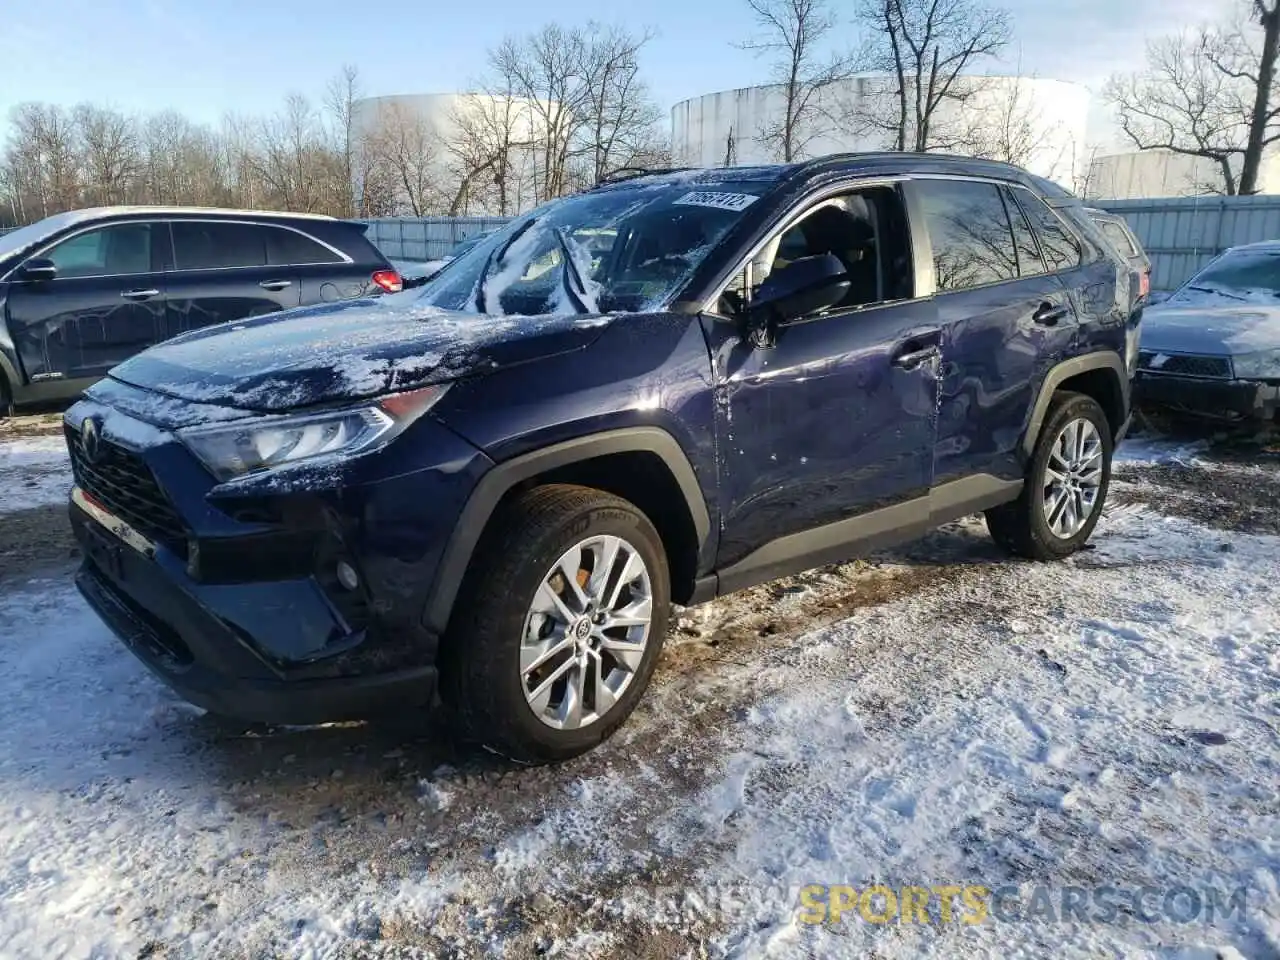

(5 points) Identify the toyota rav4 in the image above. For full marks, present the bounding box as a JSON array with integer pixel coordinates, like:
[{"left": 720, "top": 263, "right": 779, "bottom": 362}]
[{"left": 65, "top": 154, "right": 1140, "bottom": 763}]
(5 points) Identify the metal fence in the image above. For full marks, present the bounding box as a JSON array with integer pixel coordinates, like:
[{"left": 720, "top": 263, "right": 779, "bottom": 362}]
[
  {"left": 361, "top": 216, "right": 511, "bottom": 262},
  {"left": 1096, "top": 195, "right": 1280, "bottom": 291}
]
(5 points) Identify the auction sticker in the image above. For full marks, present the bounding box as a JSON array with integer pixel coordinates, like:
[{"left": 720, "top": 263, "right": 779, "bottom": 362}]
[{"left": 673, "top": 191, "right": 759, "bottom": 211}]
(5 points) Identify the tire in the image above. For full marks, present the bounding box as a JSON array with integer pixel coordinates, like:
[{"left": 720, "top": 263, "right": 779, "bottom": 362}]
[
  {"left": 985, "top": 391, "right": 1113, "bottom": 561},
  {"left": 0, "top": 372, "right": 11, "bottom": 420},
  {"left": 440, "top": 483, "right": 671, "bottom": 764}
]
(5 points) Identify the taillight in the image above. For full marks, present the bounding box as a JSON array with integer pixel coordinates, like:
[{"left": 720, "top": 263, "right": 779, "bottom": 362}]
[
  {"left": 372, "top": 269, "right": 402, "bottom": 294},
  {"left": 1140, "top": 270, "right": 1151, "bottom": 298}
]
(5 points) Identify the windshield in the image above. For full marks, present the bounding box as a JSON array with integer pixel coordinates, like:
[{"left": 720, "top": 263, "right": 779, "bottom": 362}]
[
  {"left": 417, "top": 180, "right": 770, "bottom": 316},
  {"left": 1177, "top": 251, "right": 1280, "bottom": 302}
]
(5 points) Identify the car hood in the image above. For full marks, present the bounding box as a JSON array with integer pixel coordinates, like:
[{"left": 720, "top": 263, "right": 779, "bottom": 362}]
[
  {"left": 1140, "top": 302, "right": 1280, "bottom": 356},
  {"left": 108, "top": 295, "right": 617, "bottom": 412}
]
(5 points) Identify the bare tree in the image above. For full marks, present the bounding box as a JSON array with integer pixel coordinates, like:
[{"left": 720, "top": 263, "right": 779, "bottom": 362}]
[
  {"left": 324, "top": 65, "right": 362, "bottom": 217},
  {"left": 74, "top": 105, "right": 140, "bottom": 207},
  {"left": 582, "top": 25, "right": 666, "bottom": 182},
  {"left": 367, "top": 101, "right": 443, "bottom": 216},
  {"left": 1230, "top": 1, "right": 1280, "bottom": 193},
  {"left": 856, "top": 0, "right": 1012, "bottom": 153},
  {"left": 487, "top": 22, "right": 665, "bottom": 200},
  {"left": 445, "top": 93, "right": 527, "bottom": 215},
  {"left": 737, "top": 0, "right": 853, "bottom": 161},
  {"left": 1105, "top": 30, "right": 1252, "bottom": 194},
  {"left": 955, "top": 76, "right": 1060, "bottom": 169}
]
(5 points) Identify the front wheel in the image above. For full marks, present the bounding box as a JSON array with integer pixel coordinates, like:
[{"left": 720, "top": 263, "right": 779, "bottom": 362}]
[
  {"left": 440, "top": 484, "right": 670, "bottom": 763},
  {"left": 986, "top": 391, "right": 1113, "bottom": 560}
]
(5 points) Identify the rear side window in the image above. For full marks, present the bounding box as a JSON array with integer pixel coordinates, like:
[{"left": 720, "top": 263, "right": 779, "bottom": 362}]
[
  {"left": 44, "top": 223, "right": 153, "bottom": 278},
  {"left": 1012, "top": 188, "right": 1082, "bottom": 272},
  {"left": 1098, "top": 219, "right": 1138, "bottom": 257},
  {"left": 916, "top": 179, "right": 1019, "bottom": 291},
  {"left": 266, "top": 226, "right": 344, "bottom": 265},
  {"left": 172, "top": 221, "right": 268, "bottom": 270}
]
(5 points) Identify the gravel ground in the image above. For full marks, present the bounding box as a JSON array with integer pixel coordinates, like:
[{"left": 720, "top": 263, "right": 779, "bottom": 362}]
[{"left": 0, "top": 414, "right": 1277, "bottom": 958}]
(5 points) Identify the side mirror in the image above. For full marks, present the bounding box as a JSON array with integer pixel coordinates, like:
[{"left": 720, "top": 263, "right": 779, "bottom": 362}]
[
  {"left": 751, "top": 253, "right": 850, "bottom": 328},
  {"left": 18, "top": 257, "right": 57, "bottom": 282}
]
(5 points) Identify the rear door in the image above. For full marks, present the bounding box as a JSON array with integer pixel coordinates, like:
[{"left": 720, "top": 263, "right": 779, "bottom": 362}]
[
  {"left": 908, "top": 177, "right": 1078, "bottom": 485},
  {"left": 266, "top": 223, "right": 374, "bottom": 305},
  {"left": 5, "top": 221, "right": 167, "bottom": 383},
  {"left": 164, "top": 220, "right": 301, "bottom": 337}
]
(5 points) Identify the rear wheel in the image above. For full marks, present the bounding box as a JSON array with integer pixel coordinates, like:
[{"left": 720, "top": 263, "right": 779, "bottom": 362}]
[
  {"left": 0, "top": 372, "right": 12, "bottom": 420},
  {"left": 440, "top": 484, "right": 670, "bottom": 763},
  {"left": 986, "top": 391, "right": 1113, "bottom": 560}
]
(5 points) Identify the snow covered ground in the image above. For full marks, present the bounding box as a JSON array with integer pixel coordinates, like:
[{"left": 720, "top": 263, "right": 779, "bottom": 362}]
[
  {"left": 0, "top": 422, "right": 1277, "bottom": 959},
  {"left": 0, "top": 433, "right": 70, "bottom": 515}
]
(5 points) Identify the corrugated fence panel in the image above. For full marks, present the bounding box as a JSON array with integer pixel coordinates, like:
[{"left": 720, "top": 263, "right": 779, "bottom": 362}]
[
  {"left": 362, "top": 217, "right": 512, "bottom": 261},
  {"left": 1099, "top": 196, "right": 1280, "bottom": 290}
]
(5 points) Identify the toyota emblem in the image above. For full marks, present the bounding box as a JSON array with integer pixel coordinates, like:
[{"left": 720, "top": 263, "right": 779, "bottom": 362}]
[{"left": 81, "top": 416, "right": 104, "bottom": 464}]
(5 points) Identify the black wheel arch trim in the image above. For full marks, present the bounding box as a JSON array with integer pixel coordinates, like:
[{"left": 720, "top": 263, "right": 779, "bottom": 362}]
[
  {"left": 1021, "top": 351, "right": 1129, "bottom": 459},
  {"left": 421, "top": 426, "right": 712, "bottom": 636}
]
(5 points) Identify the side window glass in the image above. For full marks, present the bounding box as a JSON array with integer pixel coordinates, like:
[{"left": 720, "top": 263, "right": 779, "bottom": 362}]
[
  {"left": 45, "top": 224, "right": 152, "bottom": 278},
  {"left": 172, "top": 222, "right": 268, "bottom": 270},
  {"left": 1100, "top": 221, "right": 1136, "bottom": 257},
  {"left": 266, "top": 227, "right": 343, "bottom": 265},
  {"left": 1013, "top": 187, "right": 1082, "bottom": 272},
  {"left": 916, "top": 180, "right": 1019, "bottom": 291},
  {"left": 1004, "top": 188, "right": 1046, "bottom": 278},
  {"left": 726, "top": 185, "right": 914, "bottom": 317}
]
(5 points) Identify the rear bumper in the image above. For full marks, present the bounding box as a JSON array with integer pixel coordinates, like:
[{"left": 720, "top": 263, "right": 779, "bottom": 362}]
[
  {"left": 1135, "top": 374, "right": 1280, "bottom": 422},
  {"left": 71, "top": 497, "right": 438, "bottom": 725}
]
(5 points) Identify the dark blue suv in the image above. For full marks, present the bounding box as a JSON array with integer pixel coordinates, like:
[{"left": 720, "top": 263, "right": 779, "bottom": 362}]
[{"left": 64, "top": 155, "right": 1140, "bottom": 762}]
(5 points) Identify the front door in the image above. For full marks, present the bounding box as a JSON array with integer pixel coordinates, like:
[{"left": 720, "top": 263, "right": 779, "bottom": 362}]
[
  {"left": 703, "top": 183, "right": 941, "bottom": 576},
  {"left": 5, "top": 222, "right": 167, "bottom": 383}
]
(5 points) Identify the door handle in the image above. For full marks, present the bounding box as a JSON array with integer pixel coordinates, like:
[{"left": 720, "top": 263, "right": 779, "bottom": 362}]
[
  {"left": 120, "top": 288, "right": 160, "bottom": 301},
  {"left": 1033, "top": 302, "right": 1069, "bottom": 326},
  {"left": 892, "top": 344, "right": 940, "bottom": 370},
  {"left": 259, "top": 279, "right": 292, "bottom": 291}
]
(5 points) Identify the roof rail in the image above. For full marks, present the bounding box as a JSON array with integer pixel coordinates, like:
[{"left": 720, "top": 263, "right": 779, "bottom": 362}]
[{"left": 593, "top": 166, "right": 698, "bottom": 187}]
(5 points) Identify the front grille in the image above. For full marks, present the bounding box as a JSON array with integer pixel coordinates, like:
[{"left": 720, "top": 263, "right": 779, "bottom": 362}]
[
  {"left": 1138, "top": 352, "right": 1232, "bottom": 379},
  {"left": 66, "top": 425, "right": 188, "bottom": 557}
]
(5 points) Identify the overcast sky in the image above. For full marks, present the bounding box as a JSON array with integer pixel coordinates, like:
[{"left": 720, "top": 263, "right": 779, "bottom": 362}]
[{"left": 0, "top": 0, "right": 1240, "bottom": 148}]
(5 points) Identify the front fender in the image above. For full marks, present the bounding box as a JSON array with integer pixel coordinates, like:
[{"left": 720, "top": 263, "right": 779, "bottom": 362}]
[{"left": 419, "top": 426, "right": 711, "bottom": 637}]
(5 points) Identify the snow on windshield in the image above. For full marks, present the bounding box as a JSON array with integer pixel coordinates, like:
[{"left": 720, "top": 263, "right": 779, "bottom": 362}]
[
  {"left": 1176, "top": 250, "right": 1280, "bottom": 305},
  {"left": 417, "top": 181, "right": 768, "bottom": 318}
]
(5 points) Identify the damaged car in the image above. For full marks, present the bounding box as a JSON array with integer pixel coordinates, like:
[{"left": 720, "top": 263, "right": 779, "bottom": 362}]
[
  {"left": 64, "top": 154, "right": 1138, "bottom": 763},
  {"left": 1137, "top": 241, "right": 1280, "bottom": 422}
]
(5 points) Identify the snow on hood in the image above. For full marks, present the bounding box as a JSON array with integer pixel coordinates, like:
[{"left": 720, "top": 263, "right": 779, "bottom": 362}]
[
  {"left": 1140, "top": 299, "right": 1280, "bottom": 356},
  {"left": 106, "top": 294, "right": 616, "bottom": 413}
]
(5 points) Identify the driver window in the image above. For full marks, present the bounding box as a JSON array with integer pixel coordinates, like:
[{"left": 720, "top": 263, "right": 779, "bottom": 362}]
[
  {"left": 45, "top": 224, "right": 153, "bottom": 279},
  {"left": 718, "top": 185, "right": 913, "bottom": 317}
]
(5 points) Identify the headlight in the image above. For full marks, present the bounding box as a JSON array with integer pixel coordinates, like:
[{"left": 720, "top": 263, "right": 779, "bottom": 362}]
[
  {"left": 179, "top": 384, "right": 450, "bottom": 481},
  {"left": 1231, "top": 348, "right": 1280, "bottom": 379}
]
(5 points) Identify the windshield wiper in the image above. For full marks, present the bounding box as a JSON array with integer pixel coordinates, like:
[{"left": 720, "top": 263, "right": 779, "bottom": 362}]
[
  {"left": 554, "top": 228, "right": 594, "bottom": 313},
  {"left": 1187, "top": 284, "right": 1247, "bottom": 301},
  {"left": 472, "top": 218, "right": 536, "bottom": 314}
]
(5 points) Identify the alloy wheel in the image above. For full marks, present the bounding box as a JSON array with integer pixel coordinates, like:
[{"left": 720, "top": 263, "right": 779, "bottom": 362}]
[
  {"left": 520, "top": 535, "right": 654, "bottom": 730},
  {"left": 1042, "top": 417, "right": 1105, "bottom": 539}
]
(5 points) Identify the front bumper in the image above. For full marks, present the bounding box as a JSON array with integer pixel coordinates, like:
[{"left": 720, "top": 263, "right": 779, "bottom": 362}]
[
  {"left": 71, "top": 493, "right": 439, "bottom": 724},
  {"left": 1135, "top": 373, "right": 1280, "bottom": 422}
]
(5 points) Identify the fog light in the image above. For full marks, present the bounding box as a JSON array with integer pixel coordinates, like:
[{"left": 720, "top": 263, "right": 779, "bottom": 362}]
[{"left": 336, "top": 561, "right": 360, "bottom": 591}]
